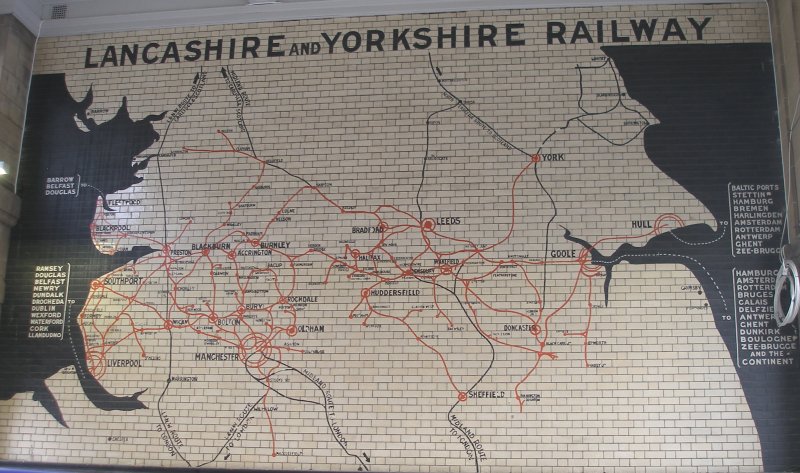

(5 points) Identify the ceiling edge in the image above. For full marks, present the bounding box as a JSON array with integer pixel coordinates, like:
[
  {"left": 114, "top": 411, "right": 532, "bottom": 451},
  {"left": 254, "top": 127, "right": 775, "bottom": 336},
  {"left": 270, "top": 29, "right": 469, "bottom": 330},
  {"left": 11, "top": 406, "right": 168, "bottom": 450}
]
[
  {"left": 33, "top": 0, "right": 765, "bottom": 38},
  {"left": 0, "top": 0, "right": 41, "bottom": 35}
]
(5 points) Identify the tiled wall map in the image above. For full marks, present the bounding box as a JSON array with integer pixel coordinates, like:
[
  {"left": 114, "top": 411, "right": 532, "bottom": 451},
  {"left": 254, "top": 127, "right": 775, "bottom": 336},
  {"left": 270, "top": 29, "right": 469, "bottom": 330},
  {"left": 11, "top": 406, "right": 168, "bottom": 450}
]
[{"left": 1, "top": 3, "right": 798, "bottom": 472}]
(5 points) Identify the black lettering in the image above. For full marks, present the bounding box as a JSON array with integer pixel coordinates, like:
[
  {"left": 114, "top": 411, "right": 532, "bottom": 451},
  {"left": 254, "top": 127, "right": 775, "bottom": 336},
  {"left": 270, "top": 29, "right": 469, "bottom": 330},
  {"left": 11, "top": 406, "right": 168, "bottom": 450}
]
[
  {"left": 478, "top": 24, "right": 497, "bottom": 46},
  {"left": 101, "top": 46, "right": 118, "bottom": 67},
  {"left": 121, "top": 44, "right": 138, "bottom": 65},
  {"left": 570, "top": 21, "right": 593, "bottom": 43},
  {"left": 205, "top": 39, "right": 223, "bottom": 60},
  {"left": 321, "top": 32, "right": 341, "bottom": 53},
  {"left": 342, "top": 31, "right": 361, "bottom": 52},
  {"left": 611, "top": 20, "right": 629, "bottom": 42},
  {"left": 268, "top": 35, "right": 285, "bottom": 57},
  {"left": 663, "top": 18, "right": 687, "bottom": 41},
  {"left": 413, "top": 27, "right": 432, "bottom": 49},
  {"left": 505, "top": 23, "right": 525, "bottom": 46},
  {"left": 688, "top": 17, "right": 711, "bottom": 40},
  {"left": 161, "top": 42, "right": 180, "bottom": 63},
  {"left": 366, "top": 29, "right": 384, "bottom": 52},
  {"left": 438, "top": 26, "right": 457, "bottom": 49},
  {"left": 143, "top": 43, "right": 160, "bottom": 64},
  {"left": 547, "top": 21, "right": 566, "bottom": 44},
  {"left": 630, "top": 19, "right": 657, "bottom": 41},
  {"left": 393, "top": 28, "right": 410, "bottom": 50},
  {"left": 84, "top": 47, "right": 98, "bottom": 68},
  {"left": 596, "top": 20, "right": 604, "bottom": 43},
  {"left": 464, "top": 25, "right": 471, "bottom": 47},
  {"left": 184, "top": 40, "right": 202, "bottom": 61},
  {"left": 300, "top": 42, "right": 310, "bottom": 54},
  {"left": 242, "top": 36, "right": 260, "bottom": 58}
]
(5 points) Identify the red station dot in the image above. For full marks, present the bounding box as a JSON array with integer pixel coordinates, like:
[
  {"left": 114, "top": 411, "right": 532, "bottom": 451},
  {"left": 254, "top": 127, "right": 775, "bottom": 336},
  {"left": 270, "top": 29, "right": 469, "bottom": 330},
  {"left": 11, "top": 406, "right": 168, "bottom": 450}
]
[
  {"left": 90, "top": 280, "right": 102, "bottom": 290},
  {"left": 361, "top": 289, "right": 370, "bottom": 299},
  {"left": 532, "top": 154, "right": 541, "bottom": 163},
  {"left": 352, "top": 249, "right": 361, "bottom": 259},
  {"left": 250, "top": 239, "right": 260, "bottom": 247},
  {"left": 202, "top": 248, "right": 210, "bottom": 256},
  {"left": 422, "top": 219, "right": 436, "bottom": 231},
  {"left": 458, "top": 392, "right": 468, "bottom": 402},
  {"left": 237, "top": 306, "right": 246, "bottom": 315},
  {"left": 287, "top": 325, "right": 297, "bottom": 337}
]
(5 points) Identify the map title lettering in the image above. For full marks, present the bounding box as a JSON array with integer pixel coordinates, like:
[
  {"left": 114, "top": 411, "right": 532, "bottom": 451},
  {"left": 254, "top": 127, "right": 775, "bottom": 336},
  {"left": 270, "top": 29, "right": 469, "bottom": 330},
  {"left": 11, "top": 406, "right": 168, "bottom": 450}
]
[
  {"left": 547, "top": 17, "right": 712, "bottom": 44},
  {"left": 84, "top": 23, "right": 526, "bottom": 68},
  {"left": 83, "top": 18, "right": 713, "bottom": 68}
]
